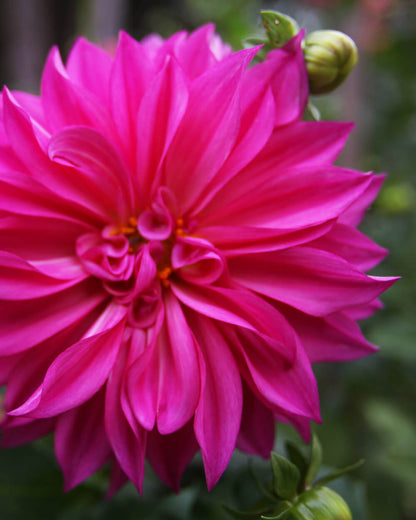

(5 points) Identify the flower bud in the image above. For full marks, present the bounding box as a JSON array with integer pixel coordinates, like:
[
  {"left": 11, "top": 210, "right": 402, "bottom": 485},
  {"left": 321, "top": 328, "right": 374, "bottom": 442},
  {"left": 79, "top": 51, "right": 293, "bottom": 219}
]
[
  {"left": 283, "top": 486, "right": 352, "bottom": 520},
  {"left": 303, "top": 30, "right": 358, "bottom": 94}
]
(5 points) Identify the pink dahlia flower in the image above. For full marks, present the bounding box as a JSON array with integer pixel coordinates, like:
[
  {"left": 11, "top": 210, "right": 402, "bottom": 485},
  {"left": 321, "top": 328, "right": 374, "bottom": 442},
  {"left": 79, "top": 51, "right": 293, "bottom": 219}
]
[{"left": 0, "top": 25, "right": 395, "bottom": 494}]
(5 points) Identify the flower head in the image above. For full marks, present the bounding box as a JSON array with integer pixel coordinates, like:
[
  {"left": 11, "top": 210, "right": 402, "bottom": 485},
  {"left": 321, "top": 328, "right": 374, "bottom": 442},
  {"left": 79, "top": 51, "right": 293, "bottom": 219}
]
[{"left": 0, "top": 25, "right": 395, "bottom": 494}]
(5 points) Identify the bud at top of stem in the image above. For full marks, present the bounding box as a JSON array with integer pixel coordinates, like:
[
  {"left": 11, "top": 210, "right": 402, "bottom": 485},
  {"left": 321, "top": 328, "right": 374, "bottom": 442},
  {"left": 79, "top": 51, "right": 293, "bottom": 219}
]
[{"left": 303, "top": 30, "right": 358, "bottom": 95}]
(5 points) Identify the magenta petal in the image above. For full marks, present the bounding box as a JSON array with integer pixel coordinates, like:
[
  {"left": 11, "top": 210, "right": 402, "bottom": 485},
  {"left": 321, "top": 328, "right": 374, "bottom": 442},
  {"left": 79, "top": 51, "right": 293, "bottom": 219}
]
[
  {"left": 155, "top": 292, "right": 200, "bottom": 434},
  {"left": 224, "top": 325, "right": 320, "bottom": 422},
  {"left": 9, "top": 303, "right": 126, "bottom": 417},
  {"left": 0, "top": 416, "right": 55, "bottom": 448},
  {"left": 229, "top": 247, "right": 397, "bottom": 317},
  {"left": 66, "top": 37, "right": 113, "bottom": 106},
  {"left": 55, "top": 389, "right": 111, "bottom": 491},
  {"left": 41, "top": 47, "right": 114, "bottom": 134},
  {"left": 49, "top": 126, "right": 134, "bottom": 221},
  {"left": 339, "top": 174, "right": 385, "bottom": 226},
  {"left": 0, "top": 251, "right": 86, "bottom": 299},
  {"left": 164, "top": 47, "right": 258, "bottom": 213},
  {"left": 171, "top": 281, "right": 297, "bottom": 363},
  {"left": 147, "top": 421, "right": 199, "bottom": 491},
  {"left": 105, "top": 341, "right": 147, "bottom": 493},
  {"left": 198, "top": 221, "right": 333, "bottom": 256},
  {"left": 175, "top": 24, "right": 218, "bottom": 78},
  {"left": 236, "top": 383, "right": 275, "bottom": 458},
  {"left": 282, "top": 306, "right": 378, "bottom": 362},
  {"left": 309, "top": 223, "right": 388, "bottom": 271},
  {"left": 135, "top": 56, "right": 188, "bottom": 201},
  {"left": 200, "top": 166, "right": 373, "bottom": 229},
  {"left": 110, "top": 32, "right": 154, "bottom": 164},
  {"left": 0, "top": 280, "right": 106, "bottom": 355},
  {"left": 191, "top": 313, "right": 242, "bottom": 489}
]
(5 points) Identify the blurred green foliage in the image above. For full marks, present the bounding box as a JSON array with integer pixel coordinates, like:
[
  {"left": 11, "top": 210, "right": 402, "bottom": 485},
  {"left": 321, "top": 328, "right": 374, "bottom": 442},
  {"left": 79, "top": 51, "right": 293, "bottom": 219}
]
[{"left": 1, "top": 0, "right": 415, "bottom": 519}]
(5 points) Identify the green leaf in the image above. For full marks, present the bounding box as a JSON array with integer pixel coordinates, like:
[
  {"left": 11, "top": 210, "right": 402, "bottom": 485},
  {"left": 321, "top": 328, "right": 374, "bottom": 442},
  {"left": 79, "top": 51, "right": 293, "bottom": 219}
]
[
  {"left": 315, "top": 459, "right": 365, "bottom": 487},
  {"left": 271, "top": 452, "right": 300, "bottom": 500},
  {"left": 260, "top": 11, "right": 299, "bottom": 49},
  {"left": 285, "top": 441, "right": 309, "bottom": 490},
  {"left": 304, "top": 433, "right": 322, "bottom": 487}
]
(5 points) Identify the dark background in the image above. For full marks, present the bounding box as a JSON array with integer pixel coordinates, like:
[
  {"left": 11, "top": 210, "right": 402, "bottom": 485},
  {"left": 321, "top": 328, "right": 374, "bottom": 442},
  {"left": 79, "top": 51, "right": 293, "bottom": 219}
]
[{"left": 0, "top": 1, "right": 415, "bottom": 519}]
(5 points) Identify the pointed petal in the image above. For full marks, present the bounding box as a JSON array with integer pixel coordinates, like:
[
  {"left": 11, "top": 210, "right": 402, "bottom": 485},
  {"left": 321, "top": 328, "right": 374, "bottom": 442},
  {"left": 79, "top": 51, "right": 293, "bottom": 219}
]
[
  {"left": 0, "top": 279, "right": 106, "bottom": 355},
  {"left": 282, "top": 306, "right": 378, "bottom": 362},
  {"left": 171, "top": 281, "right": 298, "bottom": 363},
  {"left": 0, "top": 251, "right": 86, "bottom": 299},
  {"left": 9, "top": 303, "right": 126, "bottom": 417},
  {"left": 164, "top": 48, "right": 258, "bottom": 212},
  {"left": 175, "top": 24, "right": 218, "bottom": 78},
  {"left": 48, "top": 126, "right": 133, "bottom": 220},
  {"left": 309, "top": 223, "right": 388, "bottom": 271},
  {"left": 66, "top": 37, "right": 113, "bottom": 106},
  {"left": 110, "top": 32, "right": 154, "bottom": 163},
  {"left": 236, "top": 383, "right": 275, "bottom": 458},
  {"left": 224, "top": 325, "right": 320, "bottom": 422},
  {"left": 155, "top": 291, "right": 200, "bottom": 434},
  {"left": 198, "top": 221, "right": 333, "bottom": 256},
  {"left": 191, "top": 313, "right": 242, "bottom": 489},
  {"left": 41, "top": 47, "right": 114, "bottom": 134},
  {"left": 228, "top": 247, "right": 397, "bottom": 316},
  {"left": 55, "top": 390, "right": 111, "bottom": 490},
  {"left": 105, "top": 341, "right": 147, "bottom": 493},
  {"left": 200, "top": 166, "right": 373, "bottom": 229},
  {"left": 147, "top": 421, "right": 198, "bottom": 491},
  {"left": 339, "top": 174, "right": 385, "bottom": 226},
  {"left": 0, "top": 416, "right": 55, "bottom": 447},
  {"left": 135, "top": 57, "right": 188, "bottom": 201}
]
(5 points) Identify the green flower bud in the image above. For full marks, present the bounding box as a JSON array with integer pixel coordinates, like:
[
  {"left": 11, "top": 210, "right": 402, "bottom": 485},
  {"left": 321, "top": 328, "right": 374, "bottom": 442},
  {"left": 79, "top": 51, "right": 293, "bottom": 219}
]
[
  {"left": 303, "top": 30, "right": 358, "bottom": 94},
  {"left": 279, "top": 486, "right": 352, "bottom": 520}
]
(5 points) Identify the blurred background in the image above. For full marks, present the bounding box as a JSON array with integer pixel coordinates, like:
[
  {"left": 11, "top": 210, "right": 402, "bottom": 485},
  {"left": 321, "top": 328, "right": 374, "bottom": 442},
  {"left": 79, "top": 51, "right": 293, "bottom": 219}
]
[{"left": 0, "top": 0, "right": 415, "bottom": 519}]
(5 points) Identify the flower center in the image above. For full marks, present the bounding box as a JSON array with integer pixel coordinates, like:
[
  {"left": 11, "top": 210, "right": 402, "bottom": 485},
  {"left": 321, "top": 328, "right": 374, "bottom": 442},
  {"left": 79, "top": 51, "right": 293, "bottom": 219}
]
[{"left": 75, "top": 190, "right": 224, "bottom": 328}]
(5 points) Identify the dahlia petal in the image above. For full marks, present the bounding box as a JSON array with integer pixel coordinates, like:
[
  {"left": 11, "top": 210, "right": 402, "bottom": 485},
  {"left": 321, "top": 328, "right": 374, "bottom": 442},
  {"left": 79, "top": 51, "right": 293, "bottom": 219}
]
[
  {"left": 105, "top": 341, "right": 147, "bottom": 493},
  {"left": 282, "top": 306, "right": 378, "bottom": 363},
  {"left": 191, "top": 314, "right": 242, "bottom": 489},
  {"left": 242, "top": 121, "right": 354, "bottom": 176},
  {"left": 309, "top": 222, "right": 388, "bottom": 271},
  {"left": 224, "top": 326, "right": 320, "bottom": 421},
  {"left": 0, "top": 170, "right": 100, "bottom": 226},
  {"left": 339, "top": 174, "right": 385, "bottom": 226},
  {"left": 199, "top": 221, "right": 333, "bottom": 256},
  {"left": 0, "top": 251, "right": 86, "bottom": 299},
  {"left": 5, "top": 311, "right": 103, "bottom": 411},
  {"left": 155, "top": 292, "right": 200, "bottom": 434},
  {"left": 245, "top": 32, "right": 308, "bottom": 127},
  {"left": 48, "top": 126, "right": 134, "bottom": 220},
  {"left": 172, "top": 236, "right": 225, "bottom": 284},
  {"left": 192, "top": 86, "right": 275, "bottom": 213},
  {"left": 126, "top": 309, "right": 165, "bottom": 431},
  {"left": 228, "top": 247, "right": 397, "bottom": 316},
  {"left": 164, "top": 47, "right": 258, "bottom": 212},
  {"left": 41, "top": 47, "right": 114, "bottom": 134},
  {"left": 3, "top": 89, "right": 113, "bottom": 222},
  {"left": 55, "top": 390, "right": 111, "bottom": 491},
  {"left": 110, "top": 32, "right": 154, "bottom": 163},
  {"left": 9, "top": 91, "right": 47, "bottom": 127},
  {"left": 175, "top": 24, "right": 218, "bottom": 78},
  {"left": 0, "top": 279, "right": 106, "bottom": 355},
  {"left": 8, "top": 302, "right": 126, "bottom": 417},
  {"left": 0, "top": 416, "right": 55, "bottom": 447},
  {"left": 147, "top": 421, "right": 199, "bottom": 491},
  {"left": 273, "top": 409, "right": 312, "bottom": 443},
  {"left": 171, "top": 281, "right": 297, "bottom": 362},
  {"left": 107, "top": 461, "right": 129, "bottom": 499},
  {"left": 236, "top": 384, "right": 275, "bottom": 458},
  {"left": 344, "top": 298, "right": 384, "bottom": 320},
  {"left": 66, "top": 37, "right": 113, "bottom": 106},
  {"left": 200, "top": 166, "right": 373, "bottom": 229},
  {"left": 136, "top": 57, "right": 189, "bottom": 201}
]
